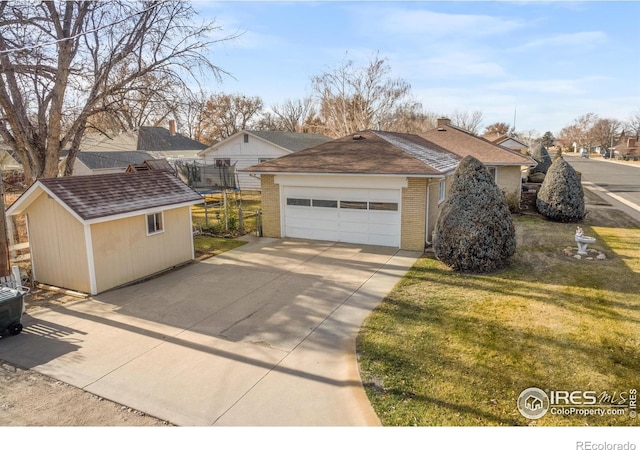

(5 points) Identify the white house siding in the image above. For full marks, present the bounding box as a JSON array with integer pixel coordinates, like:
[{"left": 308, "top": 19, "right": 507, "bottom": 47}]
[{"left": 201, "top": 134, "right": 291, "bottom": 191}]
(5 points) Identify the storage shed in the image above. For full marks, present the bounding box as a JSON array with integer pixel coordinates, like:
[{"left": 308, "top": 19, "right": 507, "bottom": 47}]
[{"left": 6, "top": 171, "right": 203, "bottom": 295}]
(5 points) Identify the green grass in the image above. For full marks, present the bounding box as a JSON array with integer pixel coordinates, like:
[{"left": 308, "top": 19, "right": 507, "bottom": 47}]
[
  {"left": 193, "top": 235, "right": 246, "bottom": 260},
  {"left": 357, "top": 209, "right": 640, "bottom": 426},
  {"left": 191, "top": 191, "right": 262, "bottom": 233}
]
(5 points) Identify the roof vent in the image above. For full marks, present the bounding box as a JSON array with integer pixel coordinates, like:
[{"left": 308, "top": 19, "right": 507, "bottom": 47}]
[
  {"left": 437, "top": 127, "right": 446, "bottom": 132},
  {"left": 353, "top": 134, "right": 363, "bottom": 140}
]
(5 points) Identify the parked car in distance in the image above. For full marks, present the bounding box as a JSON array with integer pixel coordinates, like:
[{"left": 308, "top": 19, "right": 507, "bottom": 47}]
[{"left": 580, "top": 149, "right": 589, "bottom": 158}]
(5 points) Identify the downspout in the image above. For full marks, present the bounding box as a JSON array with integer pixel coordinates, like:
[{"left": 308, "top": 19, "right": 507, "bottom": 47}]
[{"left": 425, "top": 182, "right": 431, "bottom": 247}]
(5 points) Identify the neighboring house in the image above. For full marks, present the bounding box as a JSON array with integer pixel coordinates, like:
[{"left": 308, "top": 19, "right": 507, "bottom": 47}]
[
  {"left": 242, "top": 130, "right": 460, "bottom": 251},
  {"left": 492, "top": 135, "right": 529, "bottom": 154},
  {"left": 421, "top": 118, "right": 536, "bottom": 199},
  {"left": 86, "top": 120, "right": 207, "bottom": 161},
  {"left": 198, "top": 130, "right": 332, "bottom": 190},
  {"left": 126, "top": 158, "right": 176, "bottom": 174},
  {"left": 6, "top": 171, "right": 203, "bottom": 295},
  {"left": 613, "top": 135, "right": 639, "bottom": 160},
  {"left": 60, "top": 151, "right": 155, "bottom": 176},
  {"left": 0, "top": 143, "right": 22, "bottom": 170}
]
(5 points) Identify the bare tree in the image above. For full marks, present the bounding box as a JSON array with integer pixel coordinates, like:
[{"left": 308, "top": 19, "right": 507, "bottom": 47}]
[
  {"left": 624, "top": 109, "right": 640, "bottom": 138},
  {"left": 311, "top": 53, "right": 412, "bottom": 137},
  {"left": 451, "top": 109, "right": 484, "bottom": 135},
  {"left": 590, "top": 118, "right": 621, "bottom": 150},
  {"left": 384, "top": 103, "right": 439, "bottom": 134},
  {"left": 87, "top": 72, "right": 190, "bottom": 136},
  {"left": 197, "top": 93, "right": 264, "bottom": 144},
  {"left": 0, "top": 1, "right": 235, "bottom": 182},
  {"left": 270, "top": 97, "right": 315, "bottom": 132},
  {"left": 483, "top": 122, "right": 513, "bottom": 136}
]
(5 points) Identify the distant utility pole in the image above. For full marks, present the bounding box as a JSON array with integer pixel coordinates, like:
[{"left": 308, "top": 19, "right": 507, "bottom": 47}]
[{"left": 0, "top": 173, "right": 11, "bottom": 277}]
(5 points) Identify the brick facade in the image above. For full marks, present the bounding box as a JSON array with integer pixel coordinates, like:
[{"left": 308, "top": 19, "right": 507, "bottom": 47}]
[
  {"left": 260, "top": 175, "right": 281, "bottom": 238},
  {"left": 400, "top": 178, "right": 427, "bottom": 251}
]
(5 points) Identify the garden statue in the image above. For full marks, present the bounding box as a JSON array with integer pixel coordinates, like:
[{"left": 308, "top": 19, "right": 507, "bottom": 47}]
[{"left": 574, "top": 226, "right": 596, "bottom": 255}]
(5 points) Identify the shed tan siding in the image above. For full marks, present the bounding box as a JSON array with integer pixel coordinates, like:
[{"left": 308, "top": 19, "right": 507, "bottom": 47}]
[
  {"left": 91, "top": 206, "right": 193, "bottom": 293},
  {"left": 27, "top": 192, "right": 91, "bottom": 293},
  {"left": 260, "top": 175, "right": 281, "bottom": 238},
  {"left": 400, "top": 178, "right": 427, "bottom": 251}
]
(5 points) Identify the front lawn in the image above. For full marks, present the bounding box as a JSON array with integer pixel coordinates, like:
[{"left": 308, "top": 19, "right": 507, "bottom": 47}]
[{"left": 357, "top": 209, "right": 640, "bottom": 426}]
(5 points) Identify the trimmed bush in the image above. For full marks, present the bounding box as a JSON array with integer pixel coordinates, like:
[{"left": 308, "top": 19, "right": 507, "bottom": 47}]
[
  {"left": 530, "top": 145, "right": 552, "bottom": 174},
  {"left": 433, "top": 156, "right": 516, "bottom": 272},
  {"left": 536, "top": 156, "right": 585, "bottom": 222}
]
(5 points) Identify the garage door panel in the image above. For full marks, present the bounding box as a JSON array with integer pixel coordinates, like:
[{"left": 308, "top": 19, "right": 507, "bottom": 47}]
[
  {"left": 283, "top": 186, "right": 401, "bottom": 247},
  {"left": 338, "top": 231, "right": 370, "bottom": 245}
]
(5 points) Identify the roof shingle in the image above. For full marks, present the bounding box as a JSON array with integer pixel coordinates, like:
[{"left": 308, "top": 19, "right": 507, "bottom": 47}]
[
  {"left": 243, "top": 130, "right": 460, "bottom": 176},
  {"left": 75, "top": 151, "right": 153, "bottom": 169},
  {"left": 421, "top": 123, "right": 536, "bottom": 166},
  {"left": 38, "top": 171, "right": 202, "bottom": 221}
]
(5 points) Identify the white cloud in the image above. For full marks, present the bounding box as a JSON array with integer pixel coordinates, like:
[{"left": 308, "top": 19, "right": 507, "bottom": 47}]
[
  {"left": 352, "top": 5, "right": 526, "bottom": 39},
  {"left": 514, "top": 31, "right": 608, "bottom": 51}
]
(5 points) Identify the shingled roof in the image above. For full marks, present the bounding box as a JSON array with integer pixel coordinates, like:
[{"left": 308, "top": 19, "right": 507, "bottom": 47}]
[
  {"left": 75, "top": 151, "right": 153, "bottom": 170},
  {"left": 7, "top": 171, "right": 202, "bottom": 222},
  {"left": 87, "top": 126, "right": 207, "bottom": 152},
  {"left": 198, "top": 130, "right": 332, "bottom": 157},
  {"left": 243, "top": 130, "right": 460, "bottom": 176},
  {"left": 248, "top": 131, "right": 332, "bottom": 152},
  {"left": 421, "top": 118, "right": 536, "bottom": 166}
]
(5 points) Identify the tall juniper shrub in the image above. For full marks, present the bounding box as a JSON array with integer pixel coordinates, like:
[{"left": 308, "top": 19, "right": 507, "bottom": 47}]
[
  {"left": 433, "top": 156, "right": 516, "bottom": 272},
  {"left": 536, "top": 156, "right": 585, "bottom": 222}
]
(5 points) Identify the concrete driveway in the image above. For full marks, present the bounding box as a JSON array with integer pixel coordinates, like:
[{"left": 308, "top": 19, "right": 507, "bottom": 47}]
[{"left": 0, "top": 237, "right": 420, "bottom": 426}]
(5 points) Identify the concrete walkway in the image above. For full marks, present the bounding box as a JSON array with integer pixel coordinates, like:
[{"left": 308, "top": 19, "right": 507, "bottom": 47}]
[{"left": 0, "top": 238, "right": 421, "bottom": 426}]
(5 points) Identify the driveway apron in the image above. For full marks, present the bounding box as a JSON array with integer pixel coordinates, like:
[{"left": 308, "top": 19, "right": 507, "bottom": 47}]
[{"left": 0, "top": 238, "right": 420, "bottom": 426}]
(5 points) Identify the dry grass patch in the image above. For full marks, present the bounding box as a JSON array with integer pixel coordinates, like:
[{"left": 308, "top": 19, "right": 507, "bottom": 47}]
[{"left": 357, "top": 209, "right": 639, "bottom": 426}]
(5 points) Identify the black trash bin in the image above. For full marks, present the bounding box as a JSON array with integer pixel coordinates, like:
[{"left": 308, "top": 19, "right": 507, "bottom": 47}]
[{"left": 0, "top": 286, "right": 27, "bottom": 338}]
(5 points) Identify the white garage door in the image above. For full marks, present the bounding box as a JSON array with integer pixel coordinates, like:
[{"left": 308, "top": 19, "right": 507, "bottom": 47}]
[{"left": 283, "top": 186, "right": 401, "bottom": 247}]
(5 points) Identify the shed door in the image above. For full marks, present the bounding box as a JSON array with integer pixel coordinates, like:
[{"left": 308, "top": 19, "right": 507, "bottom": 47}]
[{"left": 283, "top": 186, "right": 400, "bottom": 247}]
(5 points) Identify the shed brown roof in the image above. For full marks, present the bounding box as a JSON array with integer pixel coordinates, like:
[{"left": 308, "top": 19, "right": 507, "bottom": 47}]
[
  {"left": 243, "top": 130, "right": 460, "bottom": 176},
  {"left": 421, "top": 121, "right": 536, "bottom": 166},
  {"left": 33, "top": 171, "right": 202, "bottom": 221}
]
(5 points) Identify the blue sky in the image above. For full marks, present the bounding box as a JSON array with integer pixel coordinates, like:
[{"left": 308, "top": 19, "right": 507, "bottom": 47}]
[{"left": 193, "top": 1, "right": 640, "bottom": 135}]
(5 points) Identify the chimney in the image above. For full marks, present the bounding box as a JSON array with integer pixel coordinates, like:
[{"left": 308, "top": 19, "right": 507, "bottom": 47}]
[
  {"left": 437, "top": 117, "right": 451, "bottom": 128},
  {"left": 629, "top": 137, "right": 637, "bottom": 148},
  {"left": 169, "top": 119, "right": 176, "bottom": 136}
]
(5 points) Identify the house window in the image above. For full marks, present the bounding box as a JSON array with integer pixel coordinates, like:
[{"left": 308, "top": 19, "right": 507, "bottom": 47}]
[
  {"left": 369, "top": 202, "right": 398, "bottom": 211},
  {"left": 439, "top": 179, "right": 446, "bottom": 203},
  {"left": 243, "top": 133, "right": 249, "bottom": 143},
  {"left": 146, "top": 212, "right": 164, "bottom": 235},
  {"left": 214, "top": 158, "right": 231, "bottom": 167},
  {"left": 487, "top": 166, "right": 497, "bottom": 181}
]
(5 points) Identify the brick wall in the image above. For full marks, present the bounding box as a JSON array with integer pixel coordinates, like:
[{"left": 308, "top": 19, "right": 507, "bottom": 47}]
[
  {"left": 401, "top": 178, "right": 427, "bottom": 251},
  {"left": 260, "top": 175, "right": 281, "bottom": 238}
]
